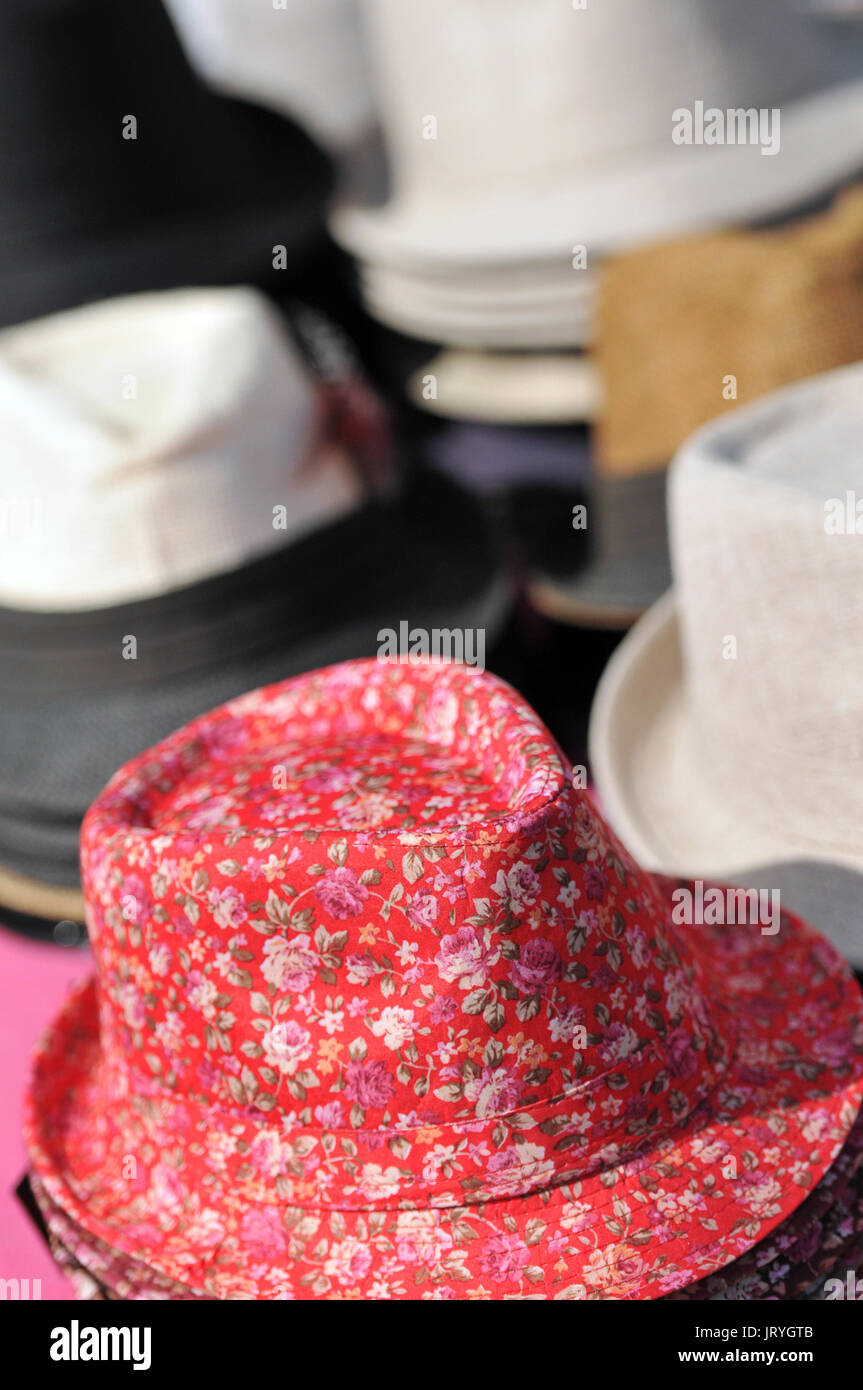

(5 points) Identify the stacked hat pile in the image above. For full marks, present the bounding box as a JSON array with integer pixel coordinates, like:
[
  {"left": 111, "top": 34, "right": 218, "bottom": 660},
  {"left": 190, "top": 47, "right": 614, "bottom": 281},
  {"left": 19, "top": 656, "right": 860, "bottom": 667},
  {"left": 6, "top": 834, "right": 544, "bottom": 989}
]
[
  {"left": 336, "top": 0, "right": 863, "bottom": 349},
  {"left": 21, "top": 659, "right": 863, "bottom": 1299},
  {"left": 11, "top": 0, "right": 863, "bottom": 1308},
  {"left": 334, "top": 0, "right": 863, "bottom": 631},
  {"left": 0, "top": 0, "right": 508, "bottom": 937},
  {"left": 0, "top": 288, "right": 505, "bottom": 933},
  {"left": 0, "top": 0, "right": 337, "bottom": 329},
  {"left": 583, "top": 361, "right": 863, "bottom": 1300}
]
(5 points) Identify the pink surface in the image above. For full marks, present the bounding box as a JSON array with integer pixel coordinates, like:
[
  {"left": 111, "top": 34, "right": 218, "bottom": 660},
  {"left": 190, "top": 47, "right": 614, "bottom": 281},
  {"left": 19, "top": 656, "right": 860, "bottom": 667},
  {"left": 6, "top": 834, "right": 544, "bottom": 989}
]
[{"left": 0, "top": 924, "right": 92, "bottom": 1299}]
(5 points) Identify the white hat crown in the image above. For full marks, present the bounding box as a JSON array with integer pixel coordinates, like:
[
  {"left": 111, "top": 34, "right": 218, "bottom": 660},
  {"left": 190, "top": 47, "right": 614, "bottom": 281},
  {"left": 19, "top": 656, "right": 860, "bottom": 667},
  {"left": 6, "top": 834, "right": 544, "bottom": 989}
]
[
  {"left": 670, "top": 363, "right": 863, "bottom": 854},
  {"left": 0, "top": 287, "right": 362, "bottom": 611},
  {"left": 363, "top": 0, "right": 863, "bottom": 201}
]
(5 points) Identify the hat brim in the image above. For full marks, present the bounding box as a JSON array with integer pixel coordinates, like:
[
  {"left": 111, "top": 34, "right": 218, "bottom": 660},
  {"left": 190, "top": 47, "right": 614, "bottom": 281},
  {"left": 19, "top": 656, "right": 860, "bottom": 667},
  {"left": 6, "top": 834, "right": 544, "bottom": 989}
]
[
  {"left": 25, "top": 890, "right": 863, "bottom": 1300},
  {"left": 357, "top": 287, "right": 593, "bottom": 350},
  {"left": 589, "top": 593, "right": 863, "bottom": 966},
  {"left": 0, "top": 864, "right": 86, "bottom": 925},
  {"left": 665, "top": 1110, "right": 863, "bottom": 1298},
  {"left": 527, "top": 578, "right": 653, "bottom": 632},
  {"left": 29, "top": 1173, "right": 207, "bottom": 1302},
  {"left": 333, "top": 80, "right": 863, "bottom": 272},
  {"left": 0, "top": 181, "right": 331, "bottom": 335},
  {"left": 0, "top": 470, "right": 510, "bottom": 931},
  {"left": 406, "top": 352, "right": 600, "bottom": 425},
  {"left": 526, "top": 473, "right": 672, "bottom": 631}
]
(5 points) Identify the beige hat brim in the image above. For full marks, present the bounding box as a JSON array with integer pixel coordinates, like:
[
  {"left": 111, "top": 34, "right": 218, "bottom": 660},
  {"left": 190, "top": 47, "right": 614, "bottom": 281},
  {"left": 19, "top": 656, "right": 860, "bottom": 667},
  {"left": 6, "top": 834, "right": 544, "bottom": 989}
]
[
  {"left": 406, "top": 350, "right": 600, "bottom": 424},
  {"left": 0, "top": 861, "right": 85, "bottom": 924},
  {"left": 589, "top": 590, "right": 863, "bottom": 878}
]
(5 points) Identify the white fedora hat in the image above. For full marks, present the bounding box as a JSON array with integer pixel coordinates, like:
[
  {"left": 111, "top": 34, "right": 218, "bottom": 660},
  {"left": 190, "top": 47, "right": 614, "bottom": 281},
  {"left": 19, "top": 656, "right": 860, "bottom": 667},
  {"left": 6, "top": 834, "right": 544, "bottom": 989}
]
[
  {"left": 0, "top": 287, "right": 362, "bottom": 611},
  {"left": 0, "top": 285, "right": 510, "bottom": 930},
  {"left": 590, "top": 362, "right": 863, "bottom": 889},
  {"left": 163, "top": 0, "right": 374, "bottom": 153},
  {"left": 335, "top": 0, "right": 863, "bottom": 271}
]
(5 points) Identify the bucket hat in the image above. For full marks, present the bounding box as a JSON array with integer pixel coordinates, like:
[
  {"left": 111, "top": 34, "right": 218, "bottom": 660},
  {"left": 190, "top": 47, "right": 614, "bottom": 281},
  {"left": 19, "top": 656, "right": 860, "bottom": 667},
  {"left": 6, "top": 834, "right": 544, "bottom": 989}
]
[
  {"left": 163, "top": 0, "right": 374, "bottom": 154},
  {"left": 0, "top": 0, "right": 332, "bottom": 331},
  {"left": 590, "top": 362, "right": 863, "bottom": 966},
  {"left": 335, "top": 0, "right": 863, "bottom": 349},
  {"left": 25, "top": 660, "right": 863, "bottom": 1300},
  {"left": 0, "top": 289, "right": 507, "bottom": 927}
]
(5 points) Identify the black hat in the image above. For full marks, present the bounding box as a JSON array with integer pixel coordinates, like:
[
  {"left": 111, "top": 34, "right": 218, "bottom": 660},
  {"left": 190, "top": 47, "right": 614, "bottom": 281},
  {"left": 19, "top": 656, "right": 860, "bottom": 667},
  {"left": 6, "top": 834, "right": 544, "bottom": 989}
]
[{"left": 0, "top": 0, "right": 333, "bottom": 328}]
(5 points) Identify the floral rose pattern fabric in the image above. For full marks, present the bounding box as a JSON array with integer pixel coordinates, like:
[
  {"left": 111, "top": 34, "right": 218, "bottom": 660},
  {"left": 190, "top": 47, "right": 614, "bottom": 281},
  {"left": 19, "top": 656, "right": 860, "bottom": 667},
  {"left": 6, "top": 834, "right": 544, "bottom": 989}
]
[
  {"left": 29, "top": 1174, "right": 209, "bottom": 1302},
  {"left": 667, "top": 1110, "right": 863, "bottom": 1300},
  {"left": 25, "top": 661, "right": 863, "bottom": 1299}
]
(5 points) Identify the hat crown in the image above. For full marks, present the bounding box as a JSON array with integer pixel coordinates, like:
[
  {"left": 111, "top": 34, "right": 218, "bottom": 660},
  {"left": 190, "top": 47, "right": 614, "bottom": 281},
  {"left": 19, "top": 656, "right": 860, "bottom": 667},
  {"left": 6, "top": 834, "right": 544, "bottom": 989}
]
[
  {"left": 81, "top": 660, "right": 731, "bottom": 1207},
  {"left": 364, "top": 0, "right": 863, "bottom": 199},
  {"left": 0, "top": 0, "right": 331, "bottom": 325},
  {"left": 0, "top": 0, "right": 325, "bottom": 236},
  {"left": 670, "top": 362, "right": 863, "bottom": 854},
  {"left": 0, "top": 287, "right": 362, "bottom": 611}
]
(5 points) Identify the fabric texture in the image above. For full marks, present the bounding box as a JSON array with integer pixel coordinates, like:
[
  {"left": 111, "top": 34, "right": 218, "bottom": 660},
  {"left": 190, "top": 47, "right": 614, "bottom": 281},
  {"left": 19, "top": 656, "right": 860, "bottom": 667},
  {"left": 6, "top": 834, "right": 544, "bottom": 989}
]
[
  {"left": 598, "top": 183, "right": 863, "bottom": 471},
  {"left": 335, "top": 0, "right": 863, "bottom": 276},
  {"left": 0, "top": 465, "right": 508, "bottom": 918},
  {"left": 0, "top": 288, "right": 360, "bottom": 611},
  {"left": 27, "top": 1109, "right": 863, "bottom": 1301},
  {"left": 666, "top": 1078, "right": 863, "bottom": 1299},
  {"left": 24, "top": 659, "right": 863, "bottom": 1300},
  {"left": 29, "top": 1174, "right": 208, "bottom": 1302},
  {"left": 589, "top": 361, "right": 863, "bottom": 897}
]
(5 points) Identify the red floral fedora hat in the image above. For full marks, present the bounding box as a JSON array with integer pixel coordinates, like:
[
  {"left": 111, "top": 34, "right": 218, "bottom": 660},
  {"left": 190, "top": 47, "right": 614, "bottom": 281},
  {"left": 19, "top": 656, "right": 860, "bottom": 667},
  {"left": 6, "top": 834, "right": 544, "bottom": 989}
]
[{"left": 25, "top": 660, "right": 863, "bottom": 1300}]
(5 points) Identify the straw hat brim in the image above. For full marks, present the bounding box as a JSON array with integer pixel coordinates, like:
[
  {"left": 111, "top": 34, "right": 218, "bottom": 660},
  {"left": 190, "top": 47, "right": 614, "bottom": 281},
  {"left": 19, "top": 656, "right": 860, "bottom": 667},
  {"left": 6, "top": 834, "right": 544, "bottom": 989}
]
[
  {"left": 26, "top": 902, "right": 863, "bottom": 1299},
  {"left": 589, "top": 592, "right": 863, "bottom": 965}
]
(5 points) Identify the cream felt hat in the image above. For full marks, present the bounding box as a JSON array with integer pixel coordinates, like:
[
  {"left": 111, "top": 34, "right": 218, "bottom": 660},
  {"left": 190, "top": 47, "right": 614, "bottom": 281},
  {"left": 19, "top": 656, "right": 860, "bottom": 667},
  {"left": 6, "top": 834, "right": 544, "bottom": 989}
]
[
  {"left": 336, "top": 0, "right": 863, "bottom": 272},
  {"left": 589, "top": 362, "right": 863, "bottom": 904}
]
